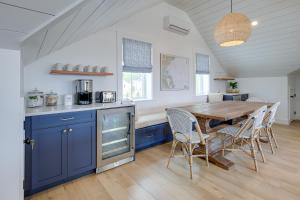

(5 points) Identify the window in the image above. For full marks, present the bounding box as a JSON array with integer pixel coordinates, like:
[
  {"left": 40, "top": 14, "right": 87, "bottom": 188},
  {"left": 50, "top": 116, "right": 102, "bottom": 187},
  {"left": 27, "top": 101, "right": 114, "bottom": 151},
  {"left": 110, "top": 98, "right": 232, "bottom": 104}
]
[
  {"left": 123, "top": 72, "right": 152, "bottom": 100},
  {"left": 196, "top": 74, "right": 210, "bottom": 96},
  {"left": 195, "top": 53, "right": 210, "bottom": 96},
  {"left": 122, "top": 38, "right": 152, "bottom": 100}
]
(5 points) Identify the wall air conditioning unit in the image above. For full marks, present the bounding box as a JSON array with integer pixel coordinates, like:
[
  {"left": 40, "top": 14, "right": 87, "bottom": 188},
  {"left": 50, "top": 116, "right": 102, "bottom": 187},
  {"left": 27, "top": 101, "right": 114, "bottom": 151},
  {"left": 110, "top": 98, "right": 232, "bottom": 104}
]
[{"left": 164, "top": 16, "right": 191, "bottom": 36}]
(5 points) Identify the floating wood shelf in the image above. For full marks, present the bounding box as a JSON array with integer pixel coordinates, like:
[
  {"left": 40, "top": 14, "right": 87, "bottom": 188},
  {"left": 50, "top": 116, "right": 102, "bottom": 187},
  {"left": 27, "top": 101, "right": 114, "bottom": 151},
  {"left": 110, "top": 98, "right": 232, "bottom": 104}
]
[
  {"left": 50, "top": 70, "right": 113, "bottom": 76},
  {"left": 214, "top": 76, "right": 235, "bottom": 80}
]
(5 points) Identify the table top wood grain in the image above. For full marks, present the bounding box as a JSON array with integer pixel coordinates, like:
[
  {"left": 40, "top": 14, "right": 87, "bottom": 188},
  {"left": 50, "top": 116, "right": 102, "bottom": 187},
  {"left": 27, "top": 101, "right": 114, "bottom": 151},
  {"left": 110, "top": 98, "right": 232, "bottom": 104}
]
[{"left": 179, "top": 101, "right": 272, "bottom": 121}]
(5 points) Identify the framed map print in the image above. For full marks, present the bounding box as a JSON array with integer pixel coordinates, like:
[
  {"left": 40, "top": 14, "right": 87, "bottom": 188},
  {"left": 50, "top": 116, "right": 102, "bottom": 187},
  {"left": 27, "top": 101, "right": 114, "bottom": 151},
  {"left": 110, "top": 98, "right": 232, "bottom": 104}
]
[{"left": 160, "top": 53, "right": 189, "bottom": 91}]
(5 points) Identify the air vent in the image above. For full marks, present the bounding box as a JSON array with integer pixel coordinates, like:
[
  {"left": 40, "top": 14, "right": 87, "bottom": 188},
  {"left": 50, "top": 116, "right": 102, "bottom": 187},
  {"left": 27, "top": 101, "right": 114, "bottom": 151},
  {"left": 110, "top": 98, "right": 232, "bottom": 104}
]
[{"left": 164, "top": 16, "right": 190, "bottom": 35}]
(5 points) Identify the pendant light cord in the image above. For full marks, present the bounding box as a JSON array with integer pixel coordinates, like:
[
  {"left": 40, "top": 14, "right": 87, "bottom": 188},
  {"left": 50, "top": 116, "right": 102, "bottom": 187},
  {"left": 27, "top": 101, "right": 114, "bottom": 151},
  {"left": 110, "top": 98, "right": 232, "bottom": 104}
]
[{"left": 231, "top": 0, "right": 233, "bottom": 13}]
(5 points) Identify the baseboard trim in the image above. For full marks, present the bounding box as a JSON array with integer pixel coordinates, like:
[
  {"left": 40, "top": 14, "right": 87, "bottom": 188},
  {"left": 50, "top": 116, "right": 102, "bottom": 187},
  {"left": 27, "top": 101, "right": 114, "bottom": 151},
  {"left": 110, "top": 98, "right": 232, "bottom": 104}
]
[
  {"left": 295, "top": 116, "right": 300, "bottom": 120},
  {"left": 275, "top": 119, "right": 290, "bottom": 125}
]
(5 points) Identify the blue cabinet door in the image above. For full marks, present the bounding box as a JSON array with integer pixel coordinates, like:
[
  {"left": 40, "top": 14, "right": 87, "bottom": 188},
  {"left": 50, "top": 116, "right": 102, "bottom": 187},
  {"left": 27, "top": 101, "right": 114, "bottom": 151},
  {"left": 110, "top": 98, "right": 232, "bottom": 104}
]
[
  {"left": 136, "top": 123, "right": 172, "bottom": 151},
  {"left": 153, "top": 124, "right": 166, "bottom": 143},
  {"left": 67, "top": 122, "right": 96, "bottom": 177},
  {"left": 31, "top": 127, "right": 68, "bottom": 189},
  {"left": 164, "top": 123, "right": 173, "bottom": 142}
]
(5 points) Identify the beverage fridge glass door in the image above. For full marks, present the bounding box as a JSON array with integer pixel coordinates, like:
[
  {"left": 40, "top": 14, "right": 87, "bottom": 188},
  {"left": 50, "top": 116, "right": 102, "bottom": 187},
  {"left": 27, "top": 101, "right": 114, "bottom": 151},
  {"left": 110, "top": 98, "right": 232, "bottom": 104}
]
[{"left": 98, "top": 107, "right": 135, "bottom": 162}]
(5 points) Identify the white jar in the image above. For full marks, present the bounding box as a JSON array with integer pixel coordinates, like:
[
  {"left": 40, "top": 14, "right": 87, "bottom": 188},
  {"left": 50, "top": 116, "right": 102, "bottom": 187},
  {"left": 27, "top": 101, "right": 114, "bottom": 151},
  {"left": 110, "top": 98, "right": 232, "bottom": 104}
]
[{"left": 64, "top": 94, "right": 73, "bottom": 106}]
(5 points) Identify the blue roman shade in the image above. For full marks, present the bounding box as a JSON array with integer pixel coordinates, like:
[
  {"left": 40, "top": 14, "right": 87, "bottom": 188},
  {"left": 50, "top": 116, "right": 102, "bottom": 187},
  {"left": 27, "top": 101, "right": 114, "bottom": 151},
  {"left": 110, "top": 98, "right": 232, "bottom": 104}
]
[
  {"left": 122, "top": 38, "right": 152, "bottom": 73},
  {"left": 196, "top": 53, "right": 210, "bottom": 74}
]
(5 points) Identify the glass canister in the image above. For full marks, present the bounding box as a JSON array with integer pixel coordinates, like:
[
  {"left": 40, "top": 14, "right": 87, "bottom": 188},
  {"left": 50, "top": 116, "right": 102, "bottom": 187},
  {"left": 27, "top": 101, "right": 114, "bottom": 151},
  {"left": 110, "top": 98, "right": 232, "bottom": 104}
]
[
  {"left": 27, "top": 88, "right": 44, "bottom": 108},
  {"left": 45, "top": 91, "right": 58, "bottom": 106}
]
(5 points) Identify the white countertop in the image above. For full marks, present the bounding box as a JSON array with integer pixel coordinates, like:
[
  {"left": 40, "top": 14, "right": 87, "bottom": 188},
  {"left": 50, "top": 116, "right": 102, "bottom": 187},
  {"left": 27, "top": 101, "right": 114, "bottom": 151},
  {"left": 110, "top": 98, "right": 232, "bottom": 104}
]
[{"left": 25, "top": 102, "right": 135, "bottom": 117}]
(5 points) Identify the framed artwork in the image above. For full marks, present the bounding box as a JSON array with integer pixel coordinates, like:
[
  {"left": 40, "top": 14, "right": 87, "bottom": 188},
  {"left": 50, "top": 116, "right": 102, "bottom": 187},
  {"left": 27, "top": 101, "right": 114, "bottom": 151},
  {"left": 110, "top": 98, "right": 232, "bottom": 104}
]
[{"left": 160, "top": 53, "right": 189, "bottom": 91}]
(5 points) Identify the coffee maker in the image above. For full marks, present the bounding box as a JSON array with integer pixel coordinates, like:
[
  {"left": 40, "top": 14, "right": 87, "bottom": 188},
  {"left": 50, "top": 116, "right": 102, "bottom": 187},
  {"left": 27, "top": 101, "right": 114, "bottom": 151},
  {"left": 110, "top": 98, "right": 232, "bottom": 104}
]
[{"left": 74, "top": 79, "right": 93, "bottom": 105}]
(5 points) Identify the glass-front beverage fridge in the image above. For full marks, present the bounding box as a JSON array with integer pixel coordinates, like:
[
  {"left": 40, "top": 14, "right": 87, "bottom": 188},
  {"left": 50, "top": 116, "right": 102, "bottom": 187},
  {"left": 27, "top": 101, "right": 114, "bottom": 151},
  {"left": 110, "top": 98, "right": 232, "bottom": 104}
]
[{"left": 96, "top": 106, "right": 135, "bottom": 173}]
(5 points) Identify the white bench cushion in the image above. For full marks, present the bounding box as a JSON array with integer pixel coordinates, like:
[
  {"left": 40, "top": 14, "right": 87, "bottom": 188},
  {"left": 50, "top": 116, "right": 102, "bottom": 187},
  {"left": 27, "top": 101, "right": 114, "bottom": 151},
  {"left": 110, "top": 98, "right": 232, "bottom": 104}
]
[
  {"left": 135, "top": 112, "right": 167, "bottom": 129},
  {"left": 208, "top": 93, "right": 223, "bottom": 103}
]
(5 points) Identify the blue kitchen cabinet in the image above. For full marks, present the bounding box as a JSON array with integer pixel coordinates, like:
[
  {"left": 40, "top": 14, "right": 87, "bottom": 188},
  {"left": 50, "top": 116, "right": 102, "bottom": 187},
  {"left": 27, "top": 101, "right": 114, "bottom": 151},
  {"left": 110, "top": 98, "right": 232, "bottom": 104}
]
[
  {"left": 67, "top": 122, "right": 96, "bottom": 177},
  {"left": 31, "top": 126, "right": 68, "bottom": 189},
  {"left": 25, "top": 110, "right": 96, "bottom": 195}
]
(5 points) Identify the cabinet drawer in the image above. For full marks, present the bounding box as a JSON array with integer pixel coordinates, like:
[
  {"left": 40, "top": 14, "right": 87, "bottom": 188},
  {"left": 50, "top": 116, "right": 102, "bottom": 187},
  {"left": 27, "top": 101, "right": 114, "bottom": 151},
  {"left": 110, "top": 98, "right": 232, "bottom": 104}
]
[
  {"left": 32, "top": 110, "right": 95, "bottom": 130},
  {"left": 135, "top": 124, "right": 166, "bottom": 151}
]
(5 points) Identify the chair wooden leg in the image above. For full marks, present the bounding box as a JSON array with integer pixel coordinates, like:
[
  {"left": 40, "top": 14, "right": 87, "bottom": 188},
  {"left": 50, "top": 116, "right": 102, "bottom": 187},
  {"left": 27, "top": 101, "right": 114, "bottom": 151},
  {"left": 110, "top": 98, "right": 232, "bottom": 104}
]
[
  {"left": 270, "top": 127, "right": 279, "bottom": 149},
  {"left": 250, "top": 139, "right": 258, "bottom": 172},
  {"left": 167, "top": 140, "right": 178, "bottom": 168},
  {"left": 205, "top": 139, "right": 209, "bottom": 168},
  {"left": 222, "top": 137, "right": 225, "bottom": 156},
  {"left": 181, "top": 144, "right": 188, "bottom": 160},
  {"left": 188, "top": 143, "right": 193, "bottom": 179},
  {"left": 266, "top": 128, "right": 275, "bottom": 154},
  {"left": 256, "top": 138, "right": 265, "bottom": 163}
]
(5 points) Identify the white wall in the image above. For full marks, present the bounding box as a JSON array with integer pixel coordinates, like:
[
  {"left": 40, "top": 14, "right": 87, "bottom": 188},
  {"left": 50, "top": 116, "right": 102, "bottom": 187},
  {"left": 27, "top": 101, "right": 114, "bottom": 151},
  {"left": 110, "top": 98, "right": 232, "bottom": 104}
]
[
  {"left": 237, "top": 77, "right": 289, "bottom": 124},
  {"left": 0, "top": 49, "right": 23, "bottom": 200},
  {"left": 24, "top": 2, "right": 226, "bottom": 115}
]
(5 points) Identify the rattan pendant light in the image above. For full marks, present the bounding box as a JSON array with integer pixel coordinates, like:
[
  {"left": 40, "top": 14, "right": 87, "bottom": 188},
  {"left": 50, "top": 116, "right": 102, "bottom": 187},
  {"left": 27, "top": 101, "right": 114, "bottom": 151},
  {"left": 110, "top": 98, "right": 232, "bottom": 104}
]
[{"left": 214, "top": 0, "right": 252, "bottom": 47}]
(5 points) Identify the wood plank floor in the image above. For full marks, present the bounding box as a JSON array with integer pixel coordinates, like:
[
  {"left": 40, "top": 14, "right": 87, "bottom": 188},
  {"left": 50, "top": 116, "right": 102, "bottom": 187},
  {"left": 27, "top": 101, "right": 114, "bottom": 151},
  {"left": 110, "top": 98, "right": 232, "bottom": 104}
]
[{"left": 27, "top": 121, "right": 300, "bottom": 200}]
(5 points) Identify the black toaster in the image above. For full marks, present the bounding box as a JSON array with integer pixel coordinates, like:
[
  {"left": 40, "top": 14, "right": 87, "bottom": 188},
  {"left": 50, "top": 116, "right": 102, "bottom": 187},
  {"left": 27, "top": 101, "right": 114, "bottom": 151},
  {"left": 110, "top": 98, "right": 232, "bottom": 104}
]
[{"left": 95, "top": 91, "right": 116, "bottom": 103}]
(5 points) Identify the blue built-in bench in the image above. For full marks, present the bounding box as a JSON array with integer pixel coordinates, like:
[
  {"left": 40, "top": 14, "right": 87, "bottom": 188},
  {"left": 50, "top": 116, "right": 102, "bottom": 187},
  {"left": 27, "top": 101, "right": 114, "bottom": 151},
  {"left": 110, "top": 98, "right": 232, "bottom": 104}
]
[
  {"left": 135, "top": 112, "right": 173, "bottom": 151},
  {"left": 134, "top": 111, "right": 230, "bottom": 152},
  {"left": 135, "top": 112, "right": 227, "bottom": 151},
  {"left": 135, "top": 122, "right": 173, "bottom": 151}
]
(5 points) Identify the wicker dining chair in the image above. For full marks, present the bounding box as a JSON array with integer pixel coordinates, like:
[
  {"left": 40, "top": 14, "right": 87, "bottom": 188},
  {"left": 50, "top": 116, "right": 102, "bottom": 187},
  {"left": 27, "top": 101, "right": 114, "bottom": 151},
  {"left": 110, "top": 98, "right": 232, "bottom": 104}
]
[
  {"left": 217, "top": 106, "right": 268, "bottom": 172},
  {"left": 166, "top": 108, "right": 209, "bottom": 179},
  {"left": 262, "top": 102, "right": 280, "bottom": 154}
]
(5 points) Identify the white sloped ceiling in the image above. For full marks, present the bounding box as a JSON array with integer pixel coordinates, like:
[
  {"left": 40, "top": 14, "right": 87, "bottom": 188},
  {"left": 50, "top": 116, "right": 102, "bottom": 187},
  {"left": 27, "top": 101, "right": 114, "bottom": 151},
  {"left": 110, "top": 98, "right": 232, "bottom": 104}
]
[
  {"left": 0, "top": 0, "right": 82, "bottom": 50},
  {"left": 21, "top": 0, "right": 162, "bottom": 66},
  {"left": 166, "top": 0, "right": 300, "bottom": 77}
]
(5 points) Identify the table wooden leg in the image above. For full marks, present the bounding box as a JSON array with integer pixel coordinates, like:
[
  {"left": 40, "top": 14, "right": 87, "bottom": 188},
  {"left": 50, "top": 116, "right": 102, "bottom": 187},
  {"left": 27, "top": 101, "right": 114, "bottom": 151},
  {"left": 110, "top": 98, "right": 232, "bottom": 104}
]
[
  {"left": 195, "top": 117, "right": 235, "bottom": 170},
  {"left": 197, "top": 117, "right": 211, "bottom": 134}
]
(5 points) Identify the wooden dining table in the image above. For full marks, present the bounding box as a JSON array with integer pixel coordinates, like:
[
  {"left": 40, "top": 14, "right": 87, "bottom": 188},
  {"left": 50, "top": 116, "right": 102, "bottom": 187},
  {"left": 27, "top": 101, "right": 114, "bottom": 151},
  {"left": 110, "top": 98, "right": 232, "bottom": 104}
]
[{"left": 178, "top": 101, "right": 272, "bottom": 170}]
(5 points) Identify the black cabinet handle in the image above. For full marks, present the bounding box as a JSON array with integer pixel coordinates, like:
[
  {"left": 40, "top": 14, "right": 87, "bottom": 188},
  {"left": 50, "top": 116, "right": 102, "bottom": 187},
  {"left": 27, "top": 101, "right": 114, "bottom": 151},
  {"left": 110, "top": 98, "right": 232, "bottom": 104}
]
[{"left": 24, "top": 138, "right": 35, "bottom": 150}]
